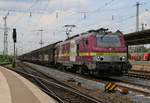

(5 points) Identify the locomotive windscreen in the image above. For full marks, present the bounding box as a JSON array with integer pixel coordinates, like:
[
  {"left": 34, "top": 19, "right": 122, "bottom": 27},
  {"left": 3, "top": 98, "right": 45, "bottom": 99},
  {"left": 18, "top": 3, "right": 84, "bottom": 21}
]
[{"left": 96, "top": 35, "right": 121, "bottom": 48}]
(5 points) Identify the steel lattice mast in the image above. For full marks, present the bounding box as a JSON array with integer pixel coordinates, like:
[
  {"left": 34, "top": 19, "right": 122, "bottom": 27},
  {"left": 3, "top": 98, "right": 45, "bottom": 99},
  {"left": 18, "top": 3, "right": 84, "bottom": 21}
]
[{"left": 3, "top": 12, "right": 9, "bottom": 55}]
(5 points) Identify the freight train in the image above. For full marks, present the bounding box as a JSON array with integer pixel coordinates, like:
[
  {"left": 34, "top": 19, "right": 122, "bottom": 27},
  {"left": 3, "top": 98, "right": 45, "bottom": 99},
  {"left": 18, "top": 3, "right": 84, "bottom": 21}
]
[{"left": 19, "top": 28, "right": 132, "bottom": 77}]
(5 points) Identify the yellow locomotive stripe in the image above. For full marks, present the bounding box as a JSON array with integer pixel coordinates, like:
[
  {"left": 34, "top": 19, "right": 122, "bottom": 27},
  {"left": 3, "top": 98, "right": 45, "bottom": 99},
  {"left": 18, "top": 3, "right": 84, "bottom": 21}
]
[
  {"left": 60, "top": 52, "right": 126, "bottom": 57},
  {"left": 79, "top": 52, "right": 126, "bottom": 56},
  {"left": 79, "top": 53, "right": 89, "bottom": 56}
]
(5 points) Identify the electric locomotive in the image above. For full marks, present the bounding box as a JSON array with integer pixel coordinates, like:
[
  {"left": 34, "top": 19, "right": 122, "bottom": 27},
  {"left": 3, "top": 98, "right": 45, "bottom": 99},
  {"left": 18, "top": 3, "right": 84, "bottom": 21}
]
[
  {"left": 55, "top": 28, "right": 132, "bottom": 76},
  {"left": 19, "top": 28, "right": 131, "bottom": 77}
]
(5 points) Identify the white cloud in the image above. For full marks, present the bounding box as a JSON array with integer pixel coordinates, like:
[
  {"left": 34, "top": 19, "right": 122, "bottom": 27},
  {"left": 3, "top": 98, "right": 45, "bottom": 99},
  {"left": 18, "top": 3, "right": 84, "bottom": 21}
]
[
  {"left": 0, "top": 1, "right": 31, "bottom": 10},
  {"left": 0, "top": 0, "right": 150, "bottom": 54}
]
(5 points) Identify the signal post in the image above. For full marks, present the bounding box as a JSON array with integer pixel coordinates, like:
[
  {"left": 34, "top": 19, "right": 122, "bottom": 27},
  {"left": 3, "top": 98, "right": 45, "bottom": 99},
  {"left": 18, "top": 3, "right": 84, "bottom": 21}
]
[{"left": 12, "top": 28, "right": 17, "bottom": 68}]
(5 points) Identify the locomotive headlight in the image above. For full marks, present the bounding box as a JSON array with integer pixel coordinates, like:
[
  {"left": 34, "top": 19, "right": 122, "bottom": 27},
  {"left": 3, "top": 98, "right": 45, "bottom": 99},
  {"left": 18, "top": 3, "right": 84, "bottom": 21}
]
[
  {"left": 100, "top": 56, "right": 104, "bottom": 61},
  {"left": 97, "top": 56, "right": 100, "bottom": 59},
  {"left": 94, "top": 56, "right": 104, "bottom": 61},
  {"left": 99, "top": 56, "right": 104, "bottom": 61},
  {"left": 120, "top": 56, "right": 126, "bottom": 61}
]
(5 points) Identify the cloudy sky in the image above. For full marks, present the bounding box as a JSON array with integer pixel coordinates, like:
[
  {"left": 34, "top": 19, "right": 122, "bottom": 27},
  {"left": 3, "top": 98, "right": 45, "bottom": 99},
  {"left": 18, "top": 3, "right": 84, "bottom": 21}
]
[{"left": 0, "top": 0, "right": 150, "bottom": 55}]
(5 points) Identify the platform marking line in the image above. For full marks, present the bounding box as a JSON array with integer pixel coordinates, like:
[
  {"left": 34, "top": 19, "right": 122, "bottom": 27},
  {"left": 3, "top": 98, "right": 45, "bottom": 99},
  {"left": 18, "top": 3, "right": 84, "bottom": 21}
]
[{"left": 0, "top": 66, "right": 12, "bottom": 103}]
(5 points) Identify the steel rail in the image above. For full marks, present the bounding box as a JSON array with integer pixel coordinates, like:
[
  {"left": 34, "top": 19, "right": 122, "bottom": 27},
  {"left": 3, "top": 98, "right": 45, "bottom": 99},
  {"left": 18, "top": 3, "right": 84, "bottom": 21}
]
[
  {"left": 16, "top": 63, "right": 105, "bottom": 103},
  {"left": 17, "top": 63, "right": 65, "bottom": 103}
]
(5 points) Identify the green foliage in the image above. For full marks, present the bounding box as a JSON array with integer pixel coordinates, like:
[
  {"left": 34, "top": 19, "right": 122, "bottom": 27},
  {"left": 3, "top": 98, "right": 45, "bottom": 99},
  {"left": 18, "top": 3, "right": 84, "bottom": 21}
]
[{"left": 0, "top": 55, "right": 12, "bottom": 64}]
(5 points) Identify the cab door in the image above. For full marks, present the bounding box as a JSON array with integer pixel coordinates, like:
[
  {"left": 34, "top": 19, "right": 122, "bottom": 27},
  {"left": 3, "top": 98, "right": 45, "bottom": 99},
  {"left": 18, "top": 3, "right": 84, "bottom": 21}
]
[{"left": 70, "top": 40, "right": 77, "bottom": 62}]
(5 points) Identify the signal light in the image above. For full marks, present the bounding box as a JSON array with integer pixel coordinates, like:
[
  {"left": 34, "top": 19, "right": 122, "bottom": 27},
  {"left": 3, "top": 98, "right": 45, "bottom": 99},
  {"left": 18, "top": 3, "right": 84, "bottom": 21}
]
[{"left": 13, "top": 28, "right": 17, "bottom": 43}]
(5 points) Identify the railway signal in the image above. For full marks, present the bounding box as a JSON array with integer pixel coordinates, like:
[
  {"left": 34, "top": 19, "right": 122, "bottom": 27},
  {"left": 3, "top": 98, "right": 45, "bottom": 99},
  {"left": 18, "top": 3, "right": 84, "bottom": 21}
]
[
  {"left": 13, "top": 28, "right": 17, "bottom": 43},
  {"left": 12, "top": 28, "right": 17, "bottom": 68}
]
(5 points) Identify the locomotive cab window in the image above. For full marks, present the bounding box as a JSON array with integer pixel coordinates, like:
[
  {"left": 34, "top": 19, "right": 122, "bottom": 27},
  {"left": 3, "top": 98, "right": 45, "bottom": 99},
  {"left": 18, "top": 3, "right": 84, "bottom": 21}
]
[
  {"left": 96, "top": 35, "right": 121, "bottom": 48},
  {"left": 85, "top": 39, "right": 88, "bottom": 45},
  {"left": 83, "top": 38, "right": 88, "bottom": 46}
]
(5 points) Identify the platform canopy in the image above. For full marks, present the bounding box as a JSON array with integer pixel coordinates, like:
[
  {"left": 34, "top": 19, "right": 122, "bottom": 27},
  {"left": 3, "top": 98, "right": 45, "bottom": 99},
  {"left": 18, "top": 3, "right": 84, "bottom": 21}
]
[{"left": 125, "top": 29, "right": 150, "bottom": 45}]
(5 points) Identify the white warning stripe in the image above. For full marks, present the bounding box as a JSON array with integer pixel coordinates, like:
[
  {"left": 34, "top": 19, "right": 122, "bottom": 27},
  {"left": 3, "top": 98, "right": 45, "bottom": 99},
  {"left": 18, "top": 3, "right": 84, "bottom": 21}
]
[
  {"left": 0, "top": 66, "right": 12, "bottom": 103},
  {"left": 4, "top": 67, "right": 57, "bottom": 103}
]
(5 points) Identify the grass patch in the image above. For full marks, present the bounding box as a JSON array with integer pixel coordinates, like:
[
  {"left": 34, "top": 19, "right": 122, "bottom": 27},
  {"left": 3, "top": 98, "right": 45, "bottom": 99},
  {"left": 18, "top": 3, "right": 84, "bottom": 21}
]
[{"left": 0, "top": 55, "right": 13, "bottom": 65}]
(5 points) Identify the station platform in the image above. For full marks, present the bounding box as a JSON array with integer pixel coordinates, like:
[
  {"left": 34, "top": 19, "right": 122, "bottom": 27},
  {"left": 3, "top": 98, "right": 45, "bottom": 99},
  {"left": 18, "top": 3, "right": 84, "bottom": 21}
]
[{"left": 0, "top": 66, "right": 57, "bottom": 103}]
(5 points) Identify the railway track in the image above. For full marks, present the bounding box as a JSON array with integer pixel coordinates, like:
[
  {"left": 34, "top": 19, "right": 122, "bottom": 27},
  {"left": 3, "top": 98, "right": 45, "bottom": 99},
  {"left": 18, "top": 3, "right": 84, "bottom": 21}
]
[
  {"left": 109, "top": 77, "right": 150, "bottom": 96},
  {"left": 52, "top": 66, "right": 150, "bottom": 95},
  {"left": 21, "top": 62, "right": 150, "bottom": 96},
  {"left": 127, "top": 70, "right": 150, "bottom": 79},
  {"left": 7, "top": 62, "right": 105, "bottom": 103},
  {"left": 5, "top": 61, "right": 150, "bottom": 103}
]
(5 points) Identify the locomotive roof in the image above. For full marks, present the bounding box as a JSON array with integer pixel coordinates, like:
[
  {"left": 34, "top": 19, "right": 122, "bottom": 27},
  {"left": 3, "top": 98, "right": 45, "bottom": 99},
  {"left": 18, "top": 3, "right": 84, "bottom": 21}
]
[
  {"left": 20, "top": 28, "right": 122, "bottom": 57},
  {"left": 55, "top": 29, "right": 122, "bottom": 46},
  {"left": 65, "top": 34, "right": 80, "bottom": 41},
  {"left": 63, "top": 29, "right": 121, "bottom": 41}
]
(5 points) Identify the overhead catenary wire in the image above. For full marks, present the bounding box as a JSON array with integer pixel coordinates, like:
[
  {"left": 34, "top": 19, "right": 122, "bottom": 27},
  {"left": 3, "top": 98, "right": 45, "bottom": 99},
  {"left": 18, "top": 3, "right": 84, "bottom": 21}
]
[
  {"left": 73, "top": 0, "right": 116, "bottom": 25},
  {"left": 1, "top": 0, "right": 149, "bottom": 54},
  {"left": 91, "top": 0, "right": 116, "bottom": 13},
  {"left": 40, "top": 0, "right": 135, "bottom": 38},
  {"left": 0, "top": 0, "right": 132, "bottom": 31},
  {"left": 10, "top": 0, "right": 40, "bottom": 27},
  {"left": 71, "top": 0, "right": 138, "bottom": 33},
  {"left": 72, "top": 0, "right": 150, "bottom": 34},
  {"left": 74, "top": 0, "right": 142, "bottom": 33},
  {"left": 0, "top": 0, "right": 147, "bottom": 28}
]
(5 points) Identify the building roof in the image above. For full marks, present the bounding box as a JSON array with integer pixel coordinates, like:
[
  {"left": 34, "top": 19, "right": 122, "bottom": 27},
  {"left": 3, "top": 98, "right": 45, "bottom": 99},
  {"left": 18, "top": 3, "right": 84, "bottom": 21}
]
[{"left": 125, "top": 29, "right": 150, "bottom": 45}]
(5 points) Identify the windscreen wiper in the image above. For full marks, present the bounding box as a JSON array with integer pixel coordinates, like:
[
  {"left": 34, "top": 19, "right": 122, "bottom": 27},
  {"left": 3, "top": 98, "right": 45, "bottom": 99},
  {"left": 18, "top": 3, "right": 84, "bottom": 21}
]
[
  {"left": 95, "top": 28, "right": 109, "bottom": 40},
  {"left": 100, "top": 33, "right": 108, "bottom": 40}
]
